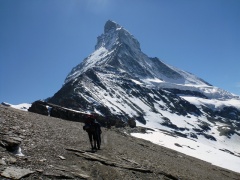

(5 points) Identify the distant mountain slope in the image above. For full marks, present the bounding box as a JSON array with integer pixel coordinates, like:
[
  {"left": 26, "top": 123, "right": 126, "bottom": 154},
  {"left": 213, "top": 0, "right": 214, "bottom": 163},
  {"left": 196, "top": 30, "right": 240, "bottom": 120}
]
[{"left": 48, "top": 20, "right": 240, "bottom": 161}]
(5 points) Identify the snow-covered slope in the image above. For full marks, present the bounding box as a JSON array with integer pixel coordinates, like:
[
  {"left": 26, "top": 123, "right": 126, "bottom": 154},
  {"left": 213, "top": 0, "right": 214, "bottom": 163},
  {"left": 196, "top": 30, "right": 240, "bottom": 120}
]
[
  {"left": 48, "top": 20, "right": 240, "bottom": 173},
  {"left": 131, "top": 128, "right": 240, "bottom": 173}
]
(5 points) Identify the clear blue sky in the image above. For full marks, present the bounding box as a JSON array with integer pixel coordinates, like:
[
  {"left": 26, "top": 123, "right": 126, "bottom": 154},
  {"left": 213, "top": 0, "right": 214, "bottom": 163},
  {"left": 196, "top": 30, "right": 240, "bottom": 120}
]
[{"left": 0, "top": 0, "right": 240, "bottom": 104}]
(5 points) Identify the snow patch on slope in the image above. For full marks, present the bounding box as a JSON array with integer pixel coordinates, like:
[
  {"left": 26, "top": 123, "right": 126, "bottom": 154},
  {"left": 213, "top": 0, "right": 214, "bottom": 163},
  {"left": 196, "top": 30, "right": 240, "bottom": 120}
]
[
  {"left": 131, "top": 129, "right": 240, "bottom": 173},
  {"left": 181, "top": 96, "right": 240, "bottom": 110},
  {"left": 2, "top": 102, "right": 31, "bottom": 111}
]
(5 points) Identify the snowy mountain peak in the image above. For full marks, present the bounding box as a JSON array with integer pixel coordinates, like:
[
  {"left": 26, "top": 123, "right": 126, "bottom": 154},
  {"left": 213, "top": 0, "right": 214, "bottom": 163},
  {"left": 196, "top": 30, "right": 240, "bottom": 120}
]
[
  {"left": 64, "top": 21, "right": 239, "bottom": 102},
  {"left": 48, "top": 21, "right": 240, "bottom": 173},
  {"left": 95, "top": 20, "right": 140, "bottom": 51},
  {"left": 64, "top": 20, "right": 145, "bottom": 84}
]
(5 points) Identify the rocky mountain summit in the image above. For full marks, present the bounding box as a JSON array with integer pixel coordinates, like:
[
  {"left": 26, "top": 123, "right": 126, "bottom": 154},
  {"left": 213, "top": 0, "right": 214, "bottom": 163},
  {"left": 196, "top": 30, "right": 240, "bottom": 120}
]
[
  {"left": 46, "top": 20, "right": 240, "bottom": 145},
  {"left": 64, "top": 20, "right": 210, "bottom": 85},
  {"left": 1, "top": 105, "right": 240, "bottom": 179}
]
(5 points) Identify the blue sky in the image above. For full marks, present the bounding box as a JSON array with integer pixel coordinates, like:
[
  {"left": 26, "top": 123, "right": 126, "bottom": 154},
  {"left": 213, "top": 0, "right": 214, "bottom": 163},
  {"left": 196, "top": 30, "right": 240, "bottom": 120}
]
[{"left": 0, "top": 0, "right": 239, "bottom": 104}]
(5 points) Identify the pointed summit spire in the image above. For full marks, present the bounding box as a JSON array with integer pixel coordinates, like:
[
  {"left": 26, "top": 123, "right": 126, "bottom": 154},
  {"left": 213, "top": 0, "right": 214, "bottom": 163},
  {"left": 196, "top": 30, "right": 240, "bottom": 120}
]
[
  {"left": 104, "top": 20, "right": 121, "bottom": 33},
  {"left": 95, "top": 20, "right": 141, "bottom": 51}
]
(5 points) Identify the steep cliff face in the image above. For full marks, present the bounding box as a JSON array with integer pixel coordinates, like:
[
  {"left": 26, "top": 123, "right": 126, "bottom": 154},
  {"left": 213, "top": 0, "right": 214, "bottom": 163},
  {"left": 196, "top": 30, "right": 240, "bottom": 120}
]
[{"left": 48, "top": 20, "right": 240, "bottom": 144}]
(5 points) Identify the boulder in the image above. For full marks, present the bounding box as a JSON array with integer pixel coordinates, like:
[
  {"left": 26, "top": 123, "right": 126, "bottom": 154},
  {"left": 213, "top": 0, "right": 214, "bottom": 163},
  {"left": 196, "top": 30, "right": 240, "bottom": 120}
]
[{"left": 28, "top": 101, "right": 48, "bottom": 116}]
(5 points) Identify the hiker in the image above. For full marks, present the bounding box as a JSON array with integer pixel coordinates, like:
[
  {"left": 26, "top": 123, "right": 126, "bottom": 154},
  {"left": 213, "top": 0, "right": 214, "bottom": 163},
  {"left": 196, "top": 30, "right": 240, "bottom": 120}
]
[{"left": 83, "top": 115, "right": 102, "bottom": 150}]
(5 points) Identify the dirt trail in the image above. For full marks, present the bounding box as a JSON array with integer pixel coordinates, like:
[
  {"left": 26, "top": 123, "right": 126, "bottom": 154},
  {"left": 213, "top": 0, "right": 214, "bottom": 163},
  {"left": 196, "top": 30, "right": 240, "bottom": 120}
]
[{"left": 1, "top": 105, "right": 240, "bottom": 179}]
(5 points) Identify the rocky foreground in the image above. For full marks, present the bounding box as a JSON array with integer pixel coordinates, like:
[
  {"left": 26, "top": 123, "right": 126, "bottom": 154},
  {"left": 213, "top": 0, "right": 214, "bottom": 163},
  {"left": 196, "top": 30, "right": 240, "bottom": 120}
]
[{"left": 0, "top": 104, "right": 240, "bottom": 180}]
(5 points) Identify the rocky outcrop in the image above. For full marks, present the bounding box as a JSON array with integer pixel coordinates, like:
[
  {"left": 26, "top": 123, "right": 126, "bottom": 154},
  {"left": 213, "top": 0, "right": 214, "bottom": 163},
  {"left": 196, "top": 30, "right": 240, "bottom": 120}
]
[
  {"left": 28, "top": 101, "right": 48, "bottom": 116},
  {"left": 0, "top": 136, "right": 22, "bottom": 153},
  {"left": 66, "top": 148, "right": 153, "bottom": 173},
  {"left": 28, "top": 101, "right": 135, "bottom": 128}
]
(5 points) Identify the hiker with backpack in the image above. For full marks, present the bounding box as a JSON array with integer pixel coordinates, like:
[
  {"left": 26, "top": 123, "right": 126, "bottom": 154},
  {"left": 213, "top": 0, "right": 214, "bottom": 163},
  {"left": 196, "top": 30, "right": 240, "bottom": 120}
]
[{"left": 83, "top": 114, "right": 102, "bottom": 151}]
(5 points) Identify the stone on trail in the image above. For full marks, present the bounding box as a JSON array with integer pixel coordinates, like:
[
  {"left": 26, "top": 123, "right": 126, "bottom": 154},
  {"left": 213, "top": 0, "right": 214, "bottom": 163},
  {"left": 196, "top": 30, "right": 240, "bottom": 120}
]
[
  {"left": 1, "top": 166, "right": 34, "bottom": 179},
  {"left": 0, "top": 158, "right": 6, "bottom": 165},
  {"left": 58, "top": 155, "right": 66, "bottom": 160}
]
